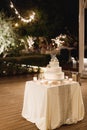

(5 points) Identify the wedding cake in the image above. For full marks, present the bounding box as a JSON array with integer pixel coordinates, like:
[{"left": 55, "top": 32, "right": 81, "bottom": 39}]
[{"left": 44, "top": 55, "right": 64, "bottom": 80}]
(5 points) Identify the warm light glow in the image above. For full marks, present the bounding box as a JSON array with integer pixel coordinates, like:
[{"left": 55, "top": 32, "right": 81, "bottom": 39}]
[
  {"left": 51, "top": 34, "right": 66, "bottom": 47},
  {"left": 10, "top": 1, "right": 35, "bottom": 23},
  {"left": 14, "top": 23, "right": 19, "bottom": 27},
  {"left": 26, "top": 36, "right": 34, "bottom": 48}
]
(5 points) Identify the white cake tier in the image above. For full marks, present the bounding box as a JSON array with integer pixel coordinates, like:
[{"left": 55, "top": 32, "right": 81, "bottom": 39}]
[
  {"left": 44, "top": 72, "right": 64, "bottom": 80},
  {"left": 46, "top": 67, "right": 62, "bottom": 73},
  {"left": 49, "top": 61, "right": 59, "bottom": 66}
]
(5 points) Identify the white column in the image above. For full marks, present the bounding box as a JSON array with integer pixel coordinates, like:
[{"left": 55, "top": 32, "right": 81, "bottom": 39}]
[{"left": 79, "top": 0, "right": 85, "bottom": 73}]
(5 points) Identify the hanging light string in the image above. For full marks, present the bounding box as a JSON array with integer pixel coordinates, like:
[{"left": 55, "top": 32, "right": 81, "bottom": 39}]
[{"left": 10, "top": 1, "right": 35, "bottom": 23}]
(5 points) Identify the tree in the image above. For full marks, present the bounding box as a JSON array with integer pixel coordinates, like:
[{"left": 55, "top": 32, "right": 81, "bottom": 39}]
[{"left": 0, "top": 11, "right": 19, "bottom": 57}]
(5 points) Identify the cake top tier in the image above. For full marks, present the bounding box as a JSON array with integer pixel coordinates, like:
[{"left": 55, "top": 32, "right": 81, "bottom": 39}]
[
  {"left": 46, "top": 55, "right": 60, "bottom": 68},
  {"left": 50, "top": 55, "right": 59, "bottom": 62}
]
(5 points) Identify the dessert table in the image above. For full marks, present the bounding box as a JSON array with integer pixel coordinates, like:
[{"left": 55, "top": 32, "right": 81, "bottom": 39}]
[{"left": 22, "top": 80, "right": 84, "bottom": 130}]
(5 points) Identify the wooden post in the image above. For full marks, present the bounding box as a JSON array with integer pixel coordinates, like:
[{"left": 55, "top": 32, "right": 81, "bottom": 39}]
[{"left": 79, "top": 0, "right": 85, "bottom": 73}]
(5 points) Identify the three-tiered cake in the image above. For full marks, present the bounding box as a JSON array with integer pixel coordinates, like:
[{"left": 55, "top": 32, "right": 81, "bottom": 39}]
[{"left": 44, "top": 55, "right": 64, "bottom": 80}]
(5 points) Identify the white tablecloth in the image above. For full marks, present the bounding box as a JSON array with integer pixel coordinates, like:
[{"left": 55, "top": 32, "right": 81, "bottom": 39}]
[{"left": 22, "top": 80, "right": 84, "bottom": 130}]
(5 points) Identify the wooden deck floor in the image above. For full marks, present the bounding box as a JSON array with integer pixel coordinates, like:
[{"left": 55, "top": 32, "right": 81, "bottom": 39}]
[{"left": 0, "top": 74, "right": 87, "bottom": 130}]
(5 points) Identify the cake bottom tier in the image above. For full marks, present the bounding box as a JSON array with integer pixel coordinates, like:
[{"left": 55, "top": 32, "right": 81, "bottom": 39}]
[{"left": 44, "top": 72, "right": 64, "bottom": 80}]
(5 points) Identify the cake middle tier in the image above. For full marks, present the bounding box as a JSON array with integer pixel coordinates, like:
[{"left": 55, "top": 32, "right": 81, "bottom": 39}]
[
  {"left": 46, "top": 66, "right": 62, "bottom": 73},
  {"left": 44, "top": 72, "right": 64, "bottom": 80}
]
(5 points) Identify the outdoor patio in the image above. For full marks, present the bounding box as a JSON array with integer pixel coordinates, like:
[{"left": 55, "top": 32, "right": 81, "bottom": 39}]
[{"left": 0, "top": 74, "right": 87, "bottom": 130}]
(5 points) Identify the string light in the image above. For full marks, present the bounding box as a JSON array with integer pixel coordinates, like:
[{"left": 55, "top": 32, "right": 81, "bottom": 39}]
[{"left": 10, "top": 1, "right": 35, "bottom": 23}]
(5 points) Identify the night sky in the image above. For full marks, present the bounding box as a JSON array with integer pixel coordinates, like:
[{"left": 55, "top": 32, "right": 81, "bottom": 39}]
[
  {"left": 1, "top": 0, "right": 86, "bottom": 39},
  {"left": 0, "top": 0, "right": 79, "bottom": 18}
]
